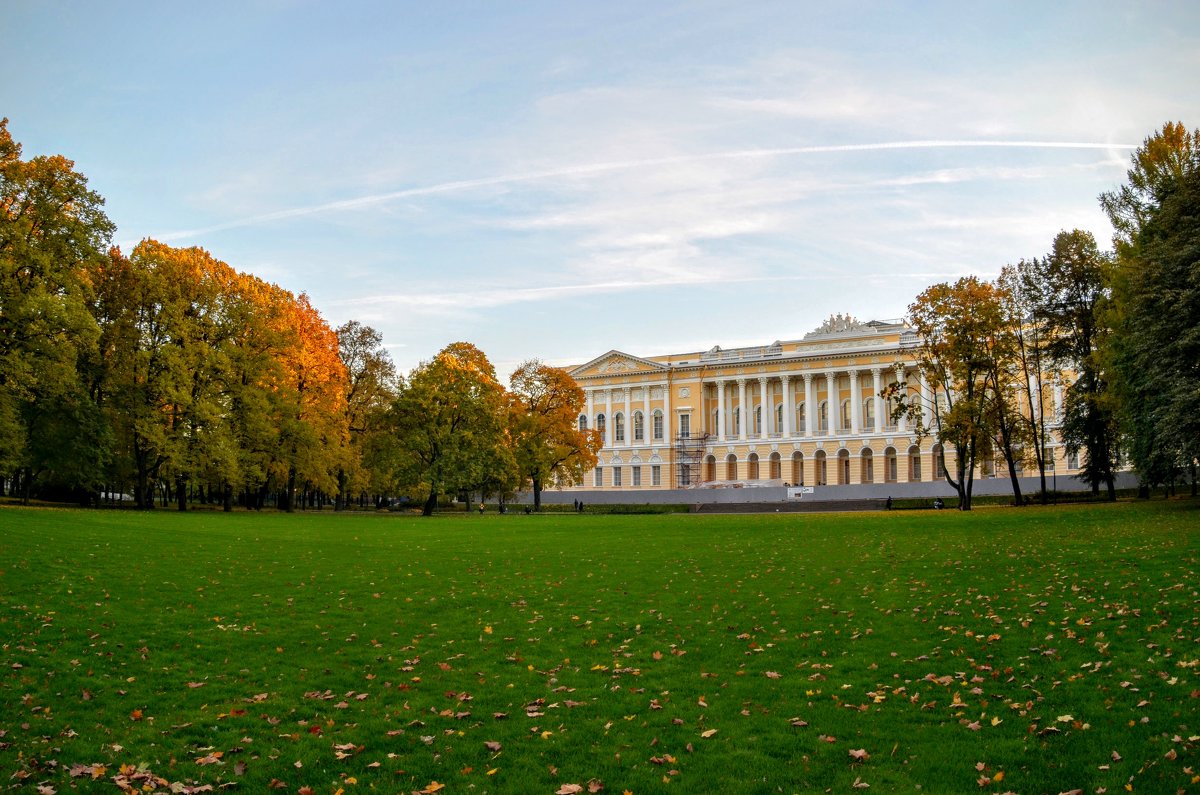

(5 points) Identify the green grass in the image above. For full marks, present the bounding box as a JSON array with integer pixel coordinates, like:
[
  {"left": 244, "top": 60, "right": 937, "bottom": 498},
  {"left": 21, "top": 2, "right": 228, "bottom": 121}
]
[{"left": 0, "top": 502, "right": 1197, "bottom": 794}]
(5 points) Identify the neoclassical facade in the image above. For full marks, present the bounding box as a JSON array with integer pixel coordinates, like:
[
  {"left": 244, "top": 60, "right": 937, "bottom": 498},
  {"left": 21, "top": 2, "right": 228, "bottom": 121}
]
[{"left": 566, "top": 316, "right": 1072, "bottom": 492}]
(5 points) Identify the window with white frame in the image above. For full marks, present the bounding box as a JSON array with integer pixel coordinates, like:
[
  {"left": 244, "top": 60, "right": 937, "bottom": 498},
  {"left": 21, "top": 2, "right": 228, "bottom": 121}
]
[
  {"left": 594, "top": 467, "right": 604, "bottom": 487},
  {"left": 651, "top": 464, "right": 661, "bottom": 486},
  {"left": 614, "top": 412, "right": 625, "bottom": 442},
  {"left": 578, "top": 414, "right": 588, "bottom": 431},
  {"left": 679, "top": 413, "right": 691, "bottom": 438},
  {"left": 653, "top": 410, "right": 663, "bottom": 440},
  {"left": 632, "top": 466, "right": 641, "bottom": 486},
  {"left": 633, "top": 411, "right": 644, "bottom": 441},
  {"left": 613, "top": 466, "right": 622, "bottom": 487}
]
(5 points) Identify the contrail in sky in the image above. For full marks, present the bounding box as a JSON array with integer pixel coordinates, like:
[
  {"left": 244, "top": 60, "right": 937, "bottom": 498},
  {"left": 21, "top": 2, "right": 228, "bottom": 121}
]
[{"left": 157, "top": 139, "right": 1136, "bottom": 242}]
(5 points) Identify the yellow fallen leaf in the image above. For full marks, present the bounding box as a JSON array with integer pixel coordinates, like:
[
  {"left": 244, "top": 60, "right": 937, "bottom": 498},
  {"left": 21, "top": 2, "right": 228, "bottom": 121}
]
[{"left": 700, "top": 729, "right": 718, "bottom": 738}]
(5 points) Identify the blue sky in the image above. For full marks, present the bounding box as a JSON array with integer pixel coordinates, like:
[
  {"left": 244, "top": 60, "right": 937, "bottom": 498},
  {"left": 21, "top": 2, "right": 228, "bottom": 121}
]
[{"left": 5, "top": 1, "right": 1197, "bottom": 376}]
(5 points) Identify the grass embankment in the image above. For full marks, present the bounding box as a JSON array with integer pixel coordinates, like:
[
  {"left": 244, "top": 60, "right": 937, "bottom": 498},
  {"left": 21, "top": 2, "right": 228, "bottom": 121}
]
[{"left": 0, "top": 502, "right": 1196, "bottom": 793}]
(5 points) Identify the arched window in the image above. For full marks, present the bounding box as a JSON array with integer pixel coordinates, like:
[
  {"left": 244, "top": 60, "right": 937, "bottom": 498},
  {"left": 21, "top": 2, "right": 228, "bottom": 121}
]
[
  {"left": 792, "top": 451, "right": 804, "bottom": 485},
  {"left": 725, "top": 454, "right": 738, "bottom": 480},
  {"left": 884, "top": 447, "right": 897, "bottom": 483},
  {"left": 841, "top": 399, "right": 851, "bottom": 431},
  {"left": 712, "top": 410, "right": 720, "bottom": 436},
  {"left": 579, "top": 414, "right": 588, "bottom": 431},
  {"left": 815, "top": 450, "right": 827, "bottom": 485},
  {"left": 769, "top": 452, "right": 781, "bottom": 480},
  {"left": 908, "top": 445, "right": 922, "bottom": 481},
  {"left": 863, "top": 399, "right": 875, "bottom": 431},
  {"left": 776, "top": 404, "right": 783, "bottom": 434},
  {"left": 861, "top": 448, "right": 874, "bottom": 483},
  {"left": 819, "top": 401, "right": 829, "bottom": 432},
  {"left": 652, "top": 410, "right": 664, "bottom": 440},
  {"left": 597, "top": 413, "right": 606, "bottom": 433},
  {"left": 633, "top": 410, "right": 644, "bottom": 442},
  {"left": 932, "top": 443, "right": 945, "bottom": 479},
  {"left": 748, "top": 452, "right": 760, "bottom": 479},
  {"left": 754, "top": 406, "right": 762, "bottom": 435},
  {"left": 614, "top": 412, "right": 625, "bottom": 442},
  {"left": 837, "top": 449, "right": 850, "bottom": 485},
  {"left": 797, "top": 402, "right": 806, "bottom": 433},
  {"left": 705, "top": 455, "right": 716, "bottom": 482}
]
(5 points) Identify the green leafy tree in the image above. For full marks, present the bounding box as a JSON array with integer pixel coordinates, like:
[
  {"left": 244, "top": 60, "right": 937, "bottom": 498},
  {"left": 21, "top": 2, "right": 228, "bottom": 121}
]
[
  {"left": 1033, "top": 230, "right": 1120, "bottom": 499},
  {"left": 385, "top": 342, "right": 510, "bottom": 516},
  {"left": 1102, "top": 122, "right": 1200, "bottom": 493},
  {"left": 0, "top": 118, "right": 113, "bottom": 499},
  {"left": 336, "top": 320, "right": 398, "bottom": 509},
  {"left": 508, "top": 360, "right": 602, "bottom": 511}
]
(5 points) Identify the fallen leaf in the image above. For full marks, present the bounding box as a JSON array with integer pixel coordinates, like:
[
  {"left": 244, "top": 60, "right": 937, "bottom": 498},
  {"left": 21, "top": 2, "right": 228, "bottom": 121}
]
[
  {"left": 556, "top": 786, "right": 584, "bottom": 795},
  {"left": 700, "top": 729, "right": 718, "bottom": 738},
  {"left": 849, "top": 748, "right": 870, "bottom": 761}
]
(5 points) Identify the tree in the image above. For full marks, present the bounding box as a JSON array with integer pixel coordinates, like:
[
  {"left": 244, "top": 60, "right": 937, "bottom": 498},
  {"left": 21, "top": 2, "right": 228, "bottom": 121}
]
[
  {"left": 385, "top": 342, "right": 510, "bottom": 516},
  {"left": 508, "top": 360, "right": 602, "bottom": 511},
  {"left": 997, "top": 260, "right": 1055, "bottom": 502},
  {"left": 336, "top": 321, "right": 398, "bottom": 510},
  {"left": 0, "top": 118, "right": 113, "bottom": 499},
  {"left": 1102, "top": 122, "right": 1200, "bottom": 493},
  {"left": 1034, "top": 230, "right": 1120, "bottom": 499},
  {"left": 896, "top": 277, "right": 1010, "bottom": 510}
]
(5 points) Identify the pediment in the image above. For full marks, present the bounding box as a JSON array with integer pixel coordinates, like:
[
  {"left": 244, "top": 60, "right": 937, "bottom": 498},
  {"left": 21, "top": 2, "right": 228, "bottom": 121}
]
[{"left": 569, "top": 350, "right": 669, "bottom": 379}]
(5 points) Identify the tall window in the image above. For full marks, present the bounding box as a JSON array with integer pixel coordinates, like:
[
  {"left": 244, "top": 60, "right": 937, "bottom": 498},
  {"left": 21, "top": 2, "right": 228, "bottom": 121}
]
[
  {"left": 933, "top": 444, "right": 945, "bottom": 479},
  {"left": 633, "top": 411, "right": 644, "bottom": 441},
  {"left": 594, "top": 468, "right": 604, "bottom": 487},
  {"left": 754, "top": 406, "right": 762, "bottom": 435},
  {"left": 841, "top": 400, "right": 851, "bottom": 431},
  {"left": 819, "top": 401, "right": 829, "bottom": 432},
  {"left": 613, "top": 466, "right": 622, "bottom": 487},
  {"left": 578, "top": 414, "right": 588, "bottom": 431},
  {"left": 597, "top": 413, "right": 606, "bottom": 434},
  {"left": 651, "top": 465, "right": 661, "bottom": 486},
  {"left": 653, "top": 410, "right": 663, "bottom": 440},
  {"left": 776, "top": 404, "right": 783, "bottom": 433},
  {"left": 632, "top": 466, "right": 641, "bottom": 486},
  {"left": 679, "top": 414, "right": 691, "bottom": 438},
  {"left": 614, "top": 412, "right": 625, "bottom": 442},
  {"left": 864, "top": 400, "right": 875, "bottom": 430},
  {"left": 797, "top": 403, "right": 806, "bottom": 433},
  {"left": 734, "top": 407, "right": 741, "bottom": 435},
  {"left": 726, "top": 455, "right": 738, "bottom": 480}
]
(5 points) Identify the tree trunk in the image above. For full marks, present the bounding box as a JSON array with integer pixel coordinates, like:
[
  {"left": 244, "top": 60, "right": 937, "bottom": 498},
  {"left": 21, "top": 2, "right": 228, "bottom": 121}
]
[
  {"left": 1004, "top": 454, "right": 1022, "bottom": 506},
  {"left": 336, "top": 468, "right": 347, "bottom": 511},
  {"left": 422, "top": 487, "right": 438, "bottom": 516},
  {"left": 223, "top": 482, "right": 233, "bottom": 512},
  {"left": 532, "top": 476, "right": 543, "bottom": 512},
  {"left": 285, "top": 468, "right": 297, "bottom": 513},
  {"left": 176, "top": 474, "right": 188, "bottom": 512}
]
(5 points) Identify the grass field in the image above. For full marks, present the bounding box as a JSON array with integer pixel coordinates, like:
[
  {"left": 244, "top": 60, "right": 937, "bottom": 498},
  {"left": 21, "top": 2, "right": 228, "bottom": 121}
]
[{"left": 0, "top": 501, "right": 1197, "bottom": 794}]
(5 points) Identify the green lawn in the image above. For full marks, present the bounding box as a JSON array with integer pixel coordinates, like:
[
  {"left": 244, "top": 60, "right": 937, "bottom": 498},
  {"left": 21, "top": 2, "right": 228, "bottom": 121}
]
[{"left": 0, "top": 501, "right": 1197, "bottom": 794}]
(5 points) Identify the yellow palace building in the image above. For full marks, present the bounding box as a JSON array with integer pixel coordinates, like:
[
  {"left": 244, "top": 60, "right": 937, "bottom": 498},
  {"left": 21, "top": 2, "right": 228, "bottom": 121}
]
[{"left": 566, "top": 315, "right": 1073, "bottom": 494}]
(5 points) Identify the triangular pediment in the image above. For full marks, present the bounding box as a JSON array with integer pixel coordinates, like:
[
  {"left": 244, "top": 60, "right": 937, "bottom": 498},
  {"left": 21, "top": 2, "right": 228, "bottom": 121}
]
[{"left": 569, "top": 350, "right": 669, "bottom": 379}]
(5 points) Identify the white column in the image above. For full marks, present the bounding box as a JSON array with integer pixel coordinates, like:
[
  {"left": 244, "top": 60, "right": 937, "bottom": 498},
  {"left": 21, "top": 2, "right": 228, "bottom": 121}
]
[
  {"left": 587, "top": 389, "right": 595, "bottom": 431},
  {"left": 825, "top": 370, "right": 838, "bottom": 435},
  {"left": 919, "top": 373, "right": 933, "bottom": 430},
  {"left": 663, "top": 382, "right": 672, "bottom": 441},
  {"left": 849, "top": 369, "right": 861, "bottom": 435},
  {"left": 758, "top": 376, "right": 769, "bottom": 437},
  {"left": 894, "top": 365, "right": 908, "bottom": 433},
  {"left": 622, "top": 387, "right": 631, "bottom": 446},
  {"left": 804, "top": 373, "right": 815, "bottom": 438},
  {"left": 782, "top": 375, "right": 793, "bottom": 438},
  {"left": 871, "top": 368, "right": 883, "bottom": 433},
  {"left": 737, "top": 378, "right": 748, "bottom": 441},
  {"left": 604, "top": 389, "right": 612, "bottom": 448},
  {"left": 716, "top": 379, "right": 726, "bottom": 441},
  {"left": 643, "top": 384, "right": 651, "bottom": 444}
]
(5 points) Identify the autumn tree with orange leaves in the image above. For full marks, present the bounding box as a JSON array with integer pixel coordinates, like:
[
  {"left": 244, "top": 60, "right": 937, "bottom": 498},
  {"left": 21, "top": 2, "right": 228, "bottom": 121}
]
[{"left": 508, "top": 360, "right": 601, "bottom": 511}]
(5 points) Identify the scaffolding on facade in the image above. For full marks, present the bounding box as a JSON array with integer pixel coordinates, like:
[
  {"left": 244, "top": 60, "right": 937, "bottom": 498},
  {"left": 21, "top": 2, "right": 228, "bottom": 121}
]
[{"left": 673, "top": 432, "right": 710, "bottom": 488}]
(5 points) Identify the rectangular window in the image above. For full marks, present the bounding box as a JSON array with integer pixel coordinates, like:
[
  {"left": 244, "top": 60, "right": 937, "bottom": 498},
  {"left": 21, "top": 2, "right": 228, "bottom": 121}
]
[
  {"left": 653, "top": 413, "right": 663, "bottom": 440},
  {"left": 651, "top": 465, "right": 661, "bottom": 486},
  {"left": 594, "top": 468, "right": 603, "bottom": 487},
  {"left": 632, "top": 466, "right": 641, "bottom": 486},
  {"left": 934, "top": 454, "right": 945, "bottom": 479},
  {"left": 613, "top": 466, "right": 622, "bottom": 487},
  {"left": 679, "top": 414, "right": 691, "bottom": 438}
]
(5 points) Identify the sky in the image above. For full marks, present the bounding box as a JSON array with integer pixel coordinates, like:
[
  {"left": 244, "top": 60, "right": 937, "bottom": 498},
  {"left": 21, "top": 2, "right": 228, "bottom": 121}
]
[{"left": 4, "top": 1, "right": 1197, "bottom": 377}]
